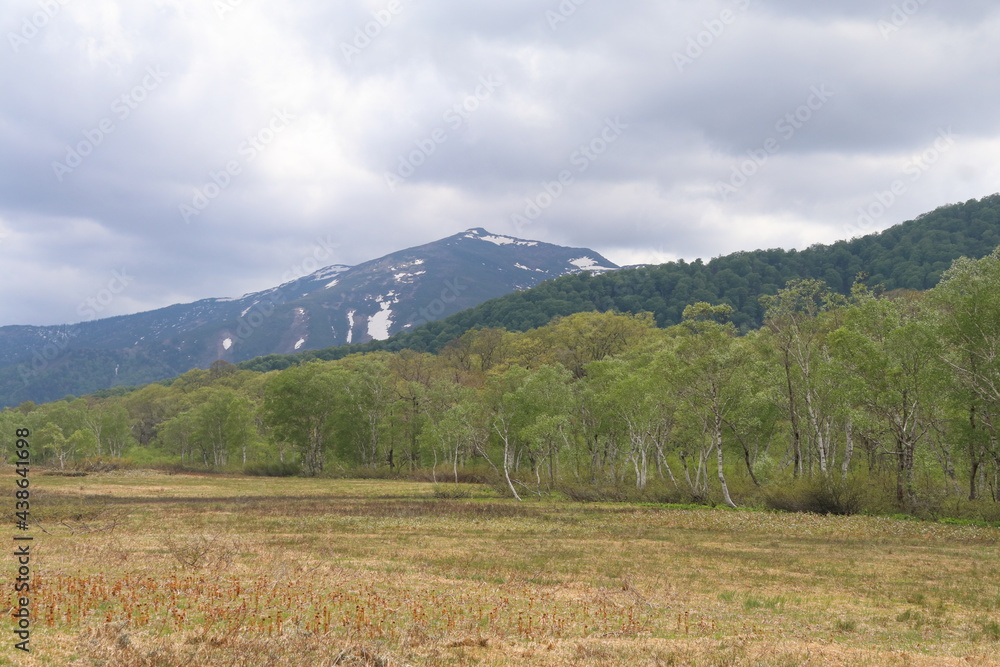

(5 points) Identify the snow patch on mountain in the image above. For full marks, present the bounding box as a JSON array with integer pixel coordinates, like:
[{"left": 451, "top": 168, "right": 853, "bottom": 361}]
[
  {"left": 463, "top": 229, "right": 539, "bottom": 247},
  {"left": 569, "top": 256, "right": 617, "bottom": 273},
  {"left": 294, "top": 338, "right": 306, "bottom": 350},
  {"left": 393, "top": 270, "right": 426, "bottom": 283},
  {"left": 483, "top": 235, "right": 538, "bottom": 247},
  {"left": 223, "top": 337, "right": 232, "bottom": 350},
  {"left": 313, "top": 265, "right": 351, "bottom": 281},
  {"left": 515, "top": 263, "right": 545, "bottom": 272},
  {"left": 372, "top": 291, "right": 400, "bottom": 304},
  {"left": 367, "top": 302, "right": 394, "bottom": 341},
  {"left": 346, "top": 310, "right": 355, "bottom": 344}
]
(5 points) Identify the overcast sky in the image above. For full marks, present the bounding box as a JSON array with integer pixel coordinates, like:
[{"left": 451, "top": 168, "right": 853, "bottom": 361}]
[{"left": 2, "top": 0, "right": 999, "bottom": 326}]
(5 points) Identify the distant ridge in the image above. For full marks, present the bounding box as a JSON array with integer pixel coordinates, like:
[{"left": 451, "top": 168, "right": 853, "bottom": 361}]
[
  {"left": 240, "top": 194, "right": 1000, "bottom": 373},
  {"left": 0, "top": 228, "right": 617, "bottom": 406}
]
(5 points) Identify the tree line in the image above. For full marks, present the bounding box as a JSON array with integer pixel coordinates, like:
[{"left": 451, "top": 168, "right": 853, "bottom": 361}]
[
  {"left": 6, "top": 250, "right": 1000, "bottom": 519},
  {"left": 242, "top": 193, "right": 1000, "bottom": 372}
]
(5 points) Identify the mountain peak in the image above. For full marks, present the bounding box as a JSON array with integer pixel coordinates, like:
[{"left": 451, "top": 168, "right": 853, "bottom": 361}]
[
  {"left": 0, "top": 228, "right": 618, "bottom": 405},
  {"left": 457, "top": 228, "right": 540, "bottom": 247}
]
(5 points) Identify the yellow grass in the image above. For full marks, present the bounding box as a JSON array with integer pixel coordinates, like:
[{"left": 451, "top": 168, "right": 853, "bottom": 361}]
[{"left": 4, "top": 470, "right": 1000, "bottom": 666}]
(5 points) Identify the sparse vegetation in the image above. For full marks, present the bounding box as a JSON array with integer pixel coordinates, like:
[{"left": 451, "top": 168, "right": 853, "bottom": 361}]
[{"left": 6, "top": 472, "right": 999, "bottom": 666}]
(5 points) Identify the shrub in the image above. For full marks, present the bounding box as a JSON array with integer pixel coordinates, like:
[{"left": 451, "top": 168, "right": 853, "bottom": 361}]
[
  {"left": 243, "top": 461, "right": 302, "bottom": 477},
  {"left": 331, "top": 466, "right": 405, "bottom": 480},
  {"left": 408, "top": 465, "right": 496, "bottom": 485},
  {"left": 555, "top": 481, "right": 699, "bottom": 505},
  {"left": 764, "top": 475, "right": 868, "bottom": 515},
  {"left": 71, "top": 457, "right": 134, "bottom": 473},
  {"left": 431, "top": 484, "right": 473, "bottom": 499}
]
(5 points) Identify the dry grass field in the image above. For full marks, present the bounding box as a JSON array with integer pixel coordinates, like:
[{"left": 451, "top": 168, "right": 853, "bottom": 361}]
[{"left": 4, "top": 470, "right": 1000, "bottom": 666}]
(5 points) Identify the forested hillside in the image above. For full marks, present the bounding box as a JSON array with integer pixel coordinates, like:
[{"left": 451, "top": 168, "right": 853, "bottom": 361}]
[
  {"left": 7, "top": 247, "right": 1000, "bottom": 519},
  {"left": 241, "top": 194, "right": 1000, "bottom": 372},
  {"left": 0, "top": 228, "right": 617, "bottom": 407}
]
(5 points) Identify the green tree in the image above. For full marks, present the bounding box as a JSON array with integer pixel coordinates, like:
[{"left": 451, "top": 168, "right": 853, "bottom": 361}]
[
  {"left": 190, "top": 388, "right": 255, "bottom": 467},
  {"left": 669, "top": 303, "right": 746, "bottom": 507},
  {"left": 79, "top": 401, "right": 133, "bottom": 457},
  {"left": 585, "top": 345, "right": 678, "bottom": 491},
  {"left": 38, "top": 422, "right": 72, "bottom": 469},
  {"left": 829, "top": 288, "right": 945, "bottom": 506},
  {"left": 930, "top": 249, "right": 1000, "bottom": 500},
  {"left": 761, "top": 280, "right": 848, "bottom": 477},
  {"left": 340, "top": 355, "right": 394, "bottom": 468},
  {"left": 263, "top": 363, "right": 340, "bottom": 475},
  {"left": 419, "top": 381, "right": 489, "bottom": 482}
]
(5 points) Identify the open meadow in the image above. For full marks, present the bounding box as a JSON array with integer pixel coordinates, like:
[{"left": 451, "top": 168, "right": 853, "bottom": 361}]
[{"left": 4, "top": 470, "right": 1000, "bottom": 666}]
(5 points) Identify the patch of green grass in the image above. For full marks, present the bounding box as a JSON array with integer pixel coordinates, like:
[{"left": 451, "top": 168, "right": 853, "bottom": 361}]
[
  {"left": 835, "top": 618, "right": 858, "bottom": 633},
  {"left": 980, "top": 619, "right": 1000, "bottom": 641},
  {"left": 743, "top": 595, "right": 786, "bottom": 612}
]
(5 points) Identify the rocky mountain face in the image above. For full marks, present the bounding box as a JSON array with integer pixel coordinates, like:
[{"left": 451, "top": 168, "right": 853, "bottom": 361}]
[{"left": 0, "top": 228, "right": 617, "bottom": 406}]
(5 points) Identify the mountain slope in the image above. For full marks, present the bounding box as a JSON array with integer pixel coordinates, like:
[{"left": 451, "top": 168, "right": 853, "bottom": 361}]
[
  {"left": 241, "top": 194, "right": 1000, "bottom": 371},
  {"left": 0, "top": 228, "right": 616, "bottom": 406}
]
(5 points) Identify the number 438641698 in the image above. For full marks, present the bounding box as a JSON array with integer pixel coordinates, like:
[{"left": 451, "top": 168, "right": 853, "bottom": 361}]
[{"left": 15, "top": 428, "right": 30, "bottom": 522}]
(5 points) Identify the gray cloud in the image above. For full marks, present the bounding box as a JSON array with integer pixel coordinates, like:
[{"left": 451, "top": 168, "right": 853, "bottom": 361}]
[{"left": 1, "top": 0, "right": 998, "bottom": 325}]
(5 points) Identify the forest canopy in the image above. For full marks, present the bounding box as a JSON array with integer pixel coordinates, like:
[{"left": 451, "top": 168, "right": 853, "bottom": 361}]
[{"left": 7, "top": 247, "right": 1000, "bottom": 521}]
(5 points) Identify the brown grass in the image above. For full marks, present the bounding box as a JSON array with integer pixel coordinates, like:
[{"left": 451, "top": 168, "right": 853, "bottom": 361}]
[{"left": 3, "top": 471, "right": 999, "bottom": 666}]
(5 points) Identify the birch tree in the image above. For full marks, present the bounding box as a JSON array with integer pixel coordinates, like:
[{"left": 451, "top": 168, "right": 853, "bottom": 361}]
[
  {"left": 829, "top": 288, "right": 945, "bottom": 506},
  {"left": 930, "top": 249, "right": 1000, "bottom": 500}
]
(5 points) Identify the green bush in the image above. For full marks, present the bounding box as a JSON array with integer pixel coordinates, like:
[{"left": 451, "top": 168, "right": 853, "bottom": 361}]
[
  {"left": 555, "top": 481, "right": 697, "bottom": 505},
  {"left": 406, "top": 464, "right": 496, "bottom": 485},
  {"left": 431, "top": 484, "right": 473, "bottom": 499},
  {"left": 71, "top": 457, "right": 134, "bottom": 473},
  {"left": 327, "top": 465, "right": 404, "bottom": 480},
  {"left": 763, "top": 474, "right": 870, "bottom": 515},
  {"left": 243, "top": 461, "right": 302, "bottom": 477}
]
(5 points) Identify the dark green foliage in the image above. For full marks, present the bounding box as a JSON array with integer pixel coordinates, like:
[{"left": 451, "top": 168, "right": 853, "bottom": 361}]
[
  {"left": 556, "top": 482, "right": 692, "bottom": 505},
  {"left": 241, "top": 194, "right": 1000, "bottom": 372},
  {"left": 243, "top": 461, "right": 302, "bottom": 477},
  {"left": 762, "top": 476, "right": 876, "bottom": 516}
]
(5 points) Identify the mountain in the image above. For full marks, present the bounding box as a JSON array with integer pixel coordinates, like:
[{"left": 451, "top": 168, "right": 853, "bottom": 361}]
[
  {"left": 0, "top": 228, "right": 617, "bottom": 406},
  {"left": 241, "top": 194, "right": 1000, "bottom": 371}
]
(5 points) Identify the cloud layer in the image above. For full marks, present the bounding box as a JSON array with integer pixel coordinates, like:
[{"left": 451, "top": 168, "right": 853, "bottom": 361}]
[{"left": 2, "top": 0, "right": 998, "bottom": 325}]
